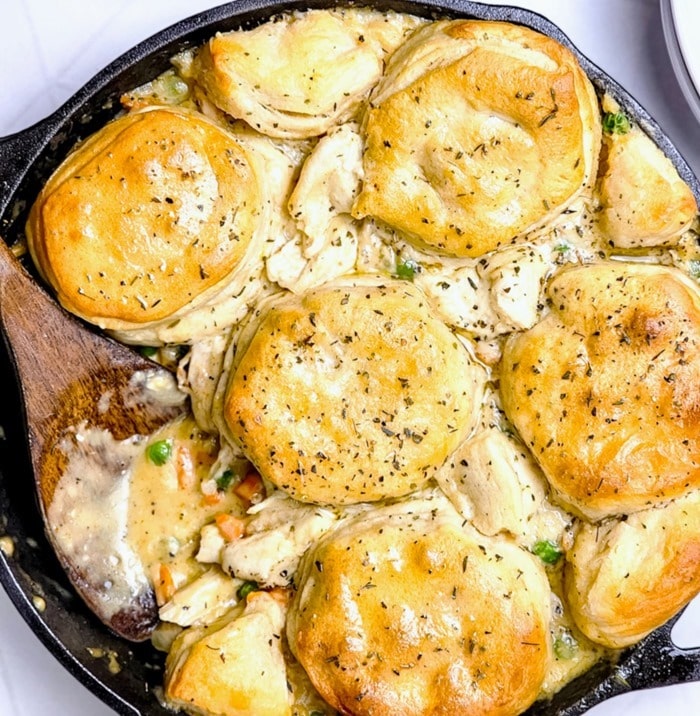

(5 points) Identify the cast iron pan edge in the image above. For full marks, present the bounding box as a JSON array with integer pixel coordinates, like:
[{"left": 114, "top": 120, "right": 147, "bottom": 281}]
[{"left": 0, "top": 1, "right": 699, "bottom": 714}]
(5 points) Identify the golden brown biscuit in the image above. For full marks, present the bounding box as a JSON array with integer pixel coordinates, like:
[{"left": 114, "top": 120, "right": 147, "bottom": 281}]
[
  {"left": 223, "top": 280, "right": 485, "bottom": 505},
  {"left": 565, "top": 490, "right": 700, "bottom": 648},
  {"left": 500, "top": 262, "right": 700, "bottom": 520},
  {"left": 26, "top": 106, "right": 263, "bottom": 339},
  {"left": 287, "top": 495, "right": 552, "bottom": 716},
  {"left": 192, "top": 9, "right": 423, "bottom": 139},
  {"left": 353, "top": 19, "right": 601, "bottom": 258},
  {"left": 597, "top": 127, "right": 697, "bottom": 248},
  {"left": 164, "top": 592, "right": 290, "bottom": 715}
]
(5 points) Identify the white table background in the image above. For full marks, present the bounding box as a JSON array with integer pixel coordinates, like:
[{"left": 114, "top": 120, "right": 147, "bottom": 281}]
[{"left": 1, "top": 0, "right": 699, "bottom": 713}]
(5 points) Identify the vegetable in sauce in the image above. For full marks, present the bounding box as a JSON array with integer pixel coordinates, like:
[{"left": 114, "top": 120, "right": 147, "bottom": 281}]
[
  {"left": 602, "top": 111, "right": 631, "bottom": 134},
  {"left": 395, "top": 257, "right": 420, "bottom": 281},
  {"left": 237, "top": 580, "right": 259, "bottom": 601},
  {"left": 216, "top": 468, "right": 236, "bottom": 491},
  {"left": 532, "top": 539, "right": 563, "bottom": 565},
  {"left": 147, "top": 439, "right": 174, "bottom": 466},
  {"left": 554, "top": 630, "right": 579, "bottom": 660}
]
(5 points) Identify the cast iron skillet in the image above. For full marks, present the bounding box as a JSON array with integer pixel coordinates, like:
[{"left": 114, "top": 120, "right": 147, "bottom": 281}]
[{"left": 0, "top": 1, "right": 699, "bottom": 714}]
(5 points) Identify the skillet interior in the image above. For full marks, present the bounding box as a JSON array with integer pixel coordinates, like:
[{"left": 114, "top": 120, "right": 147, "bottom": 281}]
[{"left": 0, "top": 1, "right": 699, "bottom": 714}]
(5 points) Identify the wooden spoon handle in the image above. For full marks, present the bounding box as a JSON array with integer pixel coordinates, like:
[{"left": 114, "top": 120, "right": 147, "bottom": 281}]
[
  {"left": 0, "top": 237, "right": 187, "bottom": 492},
  {"left": 1, "top": 242, "right": 123, "bottom": 447},
  {"left": 0, "top": 238, "right": 80, "bottom": 467}
]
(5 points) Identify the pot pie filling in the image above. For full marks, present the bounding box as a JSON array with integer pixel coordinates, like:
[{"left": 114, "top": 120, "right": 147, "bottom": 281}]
[{"left": 20, "top": 6, "right": 700, "bottom": 716}]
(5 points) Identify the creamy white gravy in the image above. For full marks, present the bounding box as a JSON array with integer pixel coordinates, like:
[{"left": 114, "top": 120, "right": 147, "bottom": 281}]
[
  {"left": 47, "top": 425, "right": 150, "bottom": 620},
  {"left": 47, "top": 412, "right": 242, "bottom": 622}
]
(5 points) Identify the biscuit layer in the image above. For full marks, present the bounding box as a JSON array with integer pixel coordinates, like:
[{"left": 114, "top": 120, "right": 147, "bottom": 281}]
[
  {"left": 288, "top": 500, "right": 551, "bottom": 716},
  {"left": 224, "top": 281, "right": 484, "bottom": 504},
  {"left": 353, "top": 20, "right": 601, "bottom": 257},
  {"left": 27, "top": 107, "right": 261, "bottom": 329},
  {"left": 501, "top": 262, "right": 700, "bottom": 519}
]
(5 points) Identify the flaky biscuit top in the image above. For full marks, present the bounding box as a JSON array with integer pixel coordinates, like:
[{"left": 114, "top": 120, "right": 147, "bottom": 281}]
[
  {"left": 353, "top": 19, "right": 601, "bottom": 258},
  {"left": 564, "top": 489, "right": 700, "bottom": 648},
  {"left": 26, "top": 107, "right": 263, "bottom": 335},
  {"left": 287, "top": 495, "right": 552, "bottom": 716},
  {"left": 597, "top": 126, "right": 698, "bottom": 248},
  {"left": 191, "top": 9, "right": 425, "bottom": 139},
  {"left": 223, "top": 279, "right": 485, "bottom": 505},
  {"left": 500, "top": 261, "right": 700, "bottom": 520}
]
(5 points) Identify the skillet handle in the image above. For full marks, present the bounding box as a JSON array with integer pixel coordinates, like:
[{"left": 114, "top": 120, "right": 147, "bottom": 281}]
[
  {"left": 554, "top": 610, "right": 700, "bottom": 715},
  {"left": 0, "top": 116, "right": 60, "bottom": 219},
  {"left": 612, "top": 611, "right": 700, "bottom": 691}
]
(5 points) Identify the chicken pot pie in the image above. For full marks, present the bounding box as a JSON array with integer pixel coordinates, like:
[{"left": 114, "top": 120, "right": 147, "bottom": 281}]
[
  {"left": 192, "top": 9, "right": 425, "bottom": 139},
  {"left": 287, "top": 494, "right": 552, "bottom": 716},
  {"left": 596, "top": 99, "right": 697, "bottom": 248},
  {"left": 223, "top": 280, "right": 485, "bottom": 505},
  {"left": 500, "top": 262, "right": 700, "bottom": 521},
  {"left": 352, "top": 19, "right": 601, "bottom": 257},
  {"left": 564, "top": 489, "right": 700, "bottom": 648},
  {"left": 21, "top": 6, "right": 700, "bottom": 716},
  {"left": 165, "top": 591, "right": 291, "bottom": 715},
  {"left": 26, "top": 106, "right": 270, "bottom": 344}
]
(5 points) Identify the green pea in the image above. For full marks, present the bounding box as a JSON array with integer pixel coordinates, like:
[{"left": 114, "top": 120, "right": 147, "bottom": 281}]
[
  {"left": 554, "top": 631, "right": 579, "bottom": 660},
  {"left": 216, "top": 468, "right": 236, "bottom": 491},
  {"left": 147, "top": 439, "right": 173, "bottom": 466},
  {"left": 532, "top": 539, "right": 563, "bottom": 565},
  {"left": 395, "top": 257, "right": 419, "bottom": 281},
  {"left": 602, "top": 111, "right": 631, "bottom": 135},
  {"left": 237, "top": 580, "right": 259, "bottom": 601}
]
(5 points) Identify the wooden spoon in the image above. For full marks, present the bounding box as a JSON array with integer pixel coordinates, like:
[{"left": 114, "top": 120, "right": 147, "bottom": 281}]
[{"left": 0, "top": 237, "right": 188, "bottom": 640}]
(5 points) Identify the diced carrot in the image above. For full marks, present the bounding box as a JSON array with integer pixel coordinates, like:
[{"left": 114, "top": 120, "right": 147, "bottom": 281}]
[
  {"left": 233, "top": 471, "right": 266, "bottom": 508},
  {"left": 245, "top": 586, "right": 289, "bottom": 608},
  {"left": 175, "top": 444, "right": 196, "bottom": 490},
  {"left": 215, "top": 513, "right": 246, "bottom": 541},
  {"left": 267, "top": 586, "right": 291, "bottom": 608},
  {"left": 153, "top": 563, "right": 176, "bottom": 606},
  {"left": 202, "top": 491, "right": 223, "bottom": 506},
  {"left": 244, "top": 590, "right": 266, "bottom": 606}
]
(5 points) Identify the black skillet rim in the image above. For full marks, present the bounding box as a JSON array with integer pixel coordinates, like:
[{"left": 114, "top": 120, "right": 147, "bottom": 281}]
[{"left": 0, "top": 1, "right": 699, "bottom": 715}]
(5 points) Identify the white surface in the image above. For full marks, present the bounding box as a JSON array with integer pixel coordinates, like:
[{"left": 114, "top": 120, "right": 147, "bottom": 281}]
[
  {"left": 0, "top": 0, "right": 699, "bottom": 714},
  {"left": 670, "top": 0, "right": 700, "bottom": 104},
  {"left": 662, "top": 0, "right": 700, "bottom": 124}
]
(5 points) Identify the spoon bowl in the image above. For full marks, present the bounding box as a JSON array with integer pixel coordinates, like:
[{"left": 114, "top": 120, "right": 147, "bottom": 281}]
[{"left": 0, "top": 237, "right": 188, "bottom": 640}]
